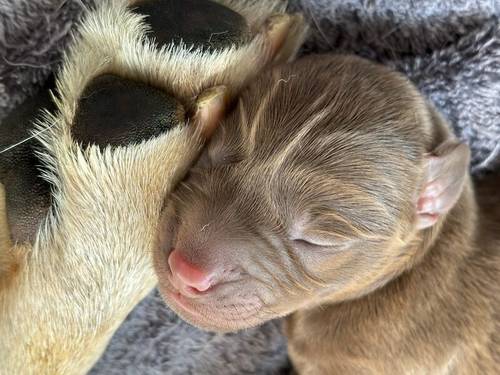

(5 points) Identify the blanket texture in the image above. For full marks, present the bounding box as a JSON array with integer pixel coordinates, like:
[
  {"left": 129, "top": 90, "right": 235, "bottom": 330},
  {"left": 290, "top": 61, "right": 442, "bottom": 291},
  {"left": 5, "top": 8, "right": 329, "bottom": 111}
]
[{"left": 1, "top": 0, "right": 499, "bottom": 374}]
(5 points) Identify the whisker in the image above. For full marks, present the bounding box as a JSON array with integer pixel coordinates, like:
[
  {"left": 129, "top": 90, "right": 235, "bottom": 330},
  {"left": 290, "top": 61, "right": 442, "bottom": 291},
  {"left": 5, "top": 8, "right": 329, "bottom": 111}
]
[{"left": 0, "top": 124, "right": 55, "bottom": 154}]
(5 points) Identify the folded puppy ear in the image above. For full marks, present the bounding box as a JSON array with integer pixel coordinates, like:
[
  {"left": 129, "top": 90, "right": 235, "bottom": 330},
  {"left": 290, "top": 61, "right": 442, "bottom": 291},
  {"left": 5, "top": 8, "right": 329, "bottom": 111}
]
[
  {"left": 416, "top": 141, "right": 470, "bottom": 229},
  {"left": 191, "top": 86, "right": 228, "bottom": 139},
  {"left": 260, "top": 13, "right": 307, "bottom": 64}
]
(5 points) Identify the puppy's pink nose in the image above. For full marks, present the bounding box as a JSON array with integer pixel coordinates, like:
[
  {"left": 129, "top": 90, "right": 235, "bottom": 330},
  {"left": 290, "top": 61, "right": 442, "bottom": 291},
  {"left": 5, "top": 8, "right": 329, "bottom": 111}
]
[{"left": 168, "top": 249, "right": 213, "bottom": 292}]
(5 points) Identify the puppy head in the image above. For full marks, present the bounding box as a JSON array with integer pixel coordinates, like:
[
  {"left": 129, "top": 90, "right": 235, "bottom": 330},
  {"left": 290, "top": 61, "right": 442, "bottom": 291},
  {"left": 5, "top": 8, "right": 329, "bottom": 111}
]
[{"left": 155, "top": 55, "right": 470, "bottom": 332}]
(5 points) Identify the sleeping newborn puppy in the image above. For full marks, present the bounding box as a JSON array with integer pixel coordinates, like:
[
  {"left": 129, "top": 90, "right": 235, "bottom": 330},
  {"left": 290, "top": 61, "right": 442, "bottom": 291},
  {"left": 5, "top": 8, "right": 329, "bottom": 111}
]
[{"left": 154, "top": 55, "right": 500, "bottom": 374}]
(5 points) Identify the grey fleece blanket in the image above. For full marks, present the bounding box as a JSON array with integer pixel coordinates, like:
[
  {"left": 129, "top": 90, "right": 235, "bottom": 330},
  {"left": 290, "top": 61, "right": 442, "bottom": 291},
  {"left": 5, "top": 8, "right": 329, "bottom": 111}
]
[{"left": 1, "top": 0, "right": 499, "bottom": 374}]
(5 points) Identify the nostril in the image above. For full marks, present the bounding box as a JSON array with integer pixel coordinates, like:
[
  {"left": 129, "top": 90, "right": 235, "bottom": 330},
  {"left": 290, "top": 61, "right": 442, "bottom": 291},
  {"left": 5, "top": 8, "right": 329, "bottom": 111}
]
[{"left": 168, "top": 249, "right": 215, "bottom": 293}]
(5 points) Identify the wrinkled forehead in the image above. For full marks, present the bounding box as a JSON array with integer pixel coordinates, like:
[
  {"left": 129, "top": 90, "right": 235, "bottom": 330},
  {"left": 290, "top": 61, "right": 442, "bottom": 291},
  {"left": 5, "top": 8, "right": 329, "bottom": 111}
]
[{"left": 219, "top": 57, "right": 426, "bottom": 173}]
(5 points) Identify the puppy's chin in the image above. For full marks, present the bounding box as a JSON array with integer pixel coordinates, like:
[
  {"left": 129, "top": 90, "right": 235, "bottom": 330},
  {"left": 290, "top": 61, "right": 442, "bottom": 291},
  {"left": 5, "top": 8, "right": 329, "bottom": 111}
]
[{"left": 156, "top": 285, "right": 266, "bottom": 333}]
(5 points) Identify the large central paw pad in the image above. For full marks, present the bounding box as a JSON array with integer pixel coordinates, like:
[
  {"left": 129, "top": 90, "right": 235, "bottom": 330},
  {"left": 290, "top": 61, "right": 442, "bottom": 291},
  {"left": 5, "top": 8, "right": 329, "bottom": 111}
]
[{"left": 72, "top": 74, "right": 184, "bottom": 148}]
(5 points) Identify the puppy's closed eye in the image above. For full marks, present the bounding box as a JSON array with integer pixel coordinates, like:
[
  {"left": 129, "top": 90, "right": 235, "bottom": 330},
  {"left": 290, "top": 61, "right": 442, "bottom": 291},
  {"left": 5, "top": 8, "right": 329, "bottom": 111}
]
[{"left": 289, "top": 217, "right": 355, "bottom": 253}]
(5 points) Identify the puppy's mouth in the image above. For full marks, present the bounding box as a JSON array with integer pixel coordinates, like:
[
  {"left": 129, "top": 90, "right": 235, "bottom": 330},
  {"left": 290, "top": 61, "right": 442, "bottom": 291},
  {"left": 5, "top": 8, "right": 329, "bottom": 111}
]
[{"left": 158, "top": 280, "right": 265, "bottom": 332}]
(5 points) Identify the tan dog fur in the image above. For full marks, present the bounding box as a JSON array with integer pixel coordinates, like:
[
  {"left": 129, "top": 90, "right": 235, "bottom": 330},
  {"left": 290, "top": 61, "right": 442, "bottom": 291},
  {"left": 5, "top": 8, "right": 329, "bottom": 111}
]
[
  {"left": 0, "top": 0, "right": 307, "bottom": 373},
  {"left": 154, "top": 55, "right": 500, "bottom": 374}
]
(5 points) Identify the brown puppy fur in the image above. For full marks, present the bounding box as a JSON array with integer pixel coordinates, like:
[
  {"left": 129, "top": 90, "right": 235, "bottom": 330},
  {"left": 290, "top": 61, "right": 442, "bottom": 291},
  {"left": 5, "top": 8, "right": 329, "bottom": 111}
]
[
  {"left": 0, "top": 1, "right": 306, "bottom": 373},
  {"left": 155, "top": 54, "right": 500, "bottom": 374}
]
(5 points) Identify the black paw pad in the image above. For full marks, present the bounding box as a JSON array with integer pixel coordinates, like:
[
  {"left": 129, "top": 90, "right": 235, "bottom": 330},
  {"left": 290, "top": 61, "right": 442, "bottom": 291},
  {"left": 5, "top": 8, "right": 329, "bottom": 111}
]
[
  {"left": 0, "top": 82, "right": 55, "bottom": 244},
  {"left": 132, "top": 0, "right": 250, "bottom": 51},
  {"left": 72, "top": 74, "right": 184, "bottom": 148}
]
